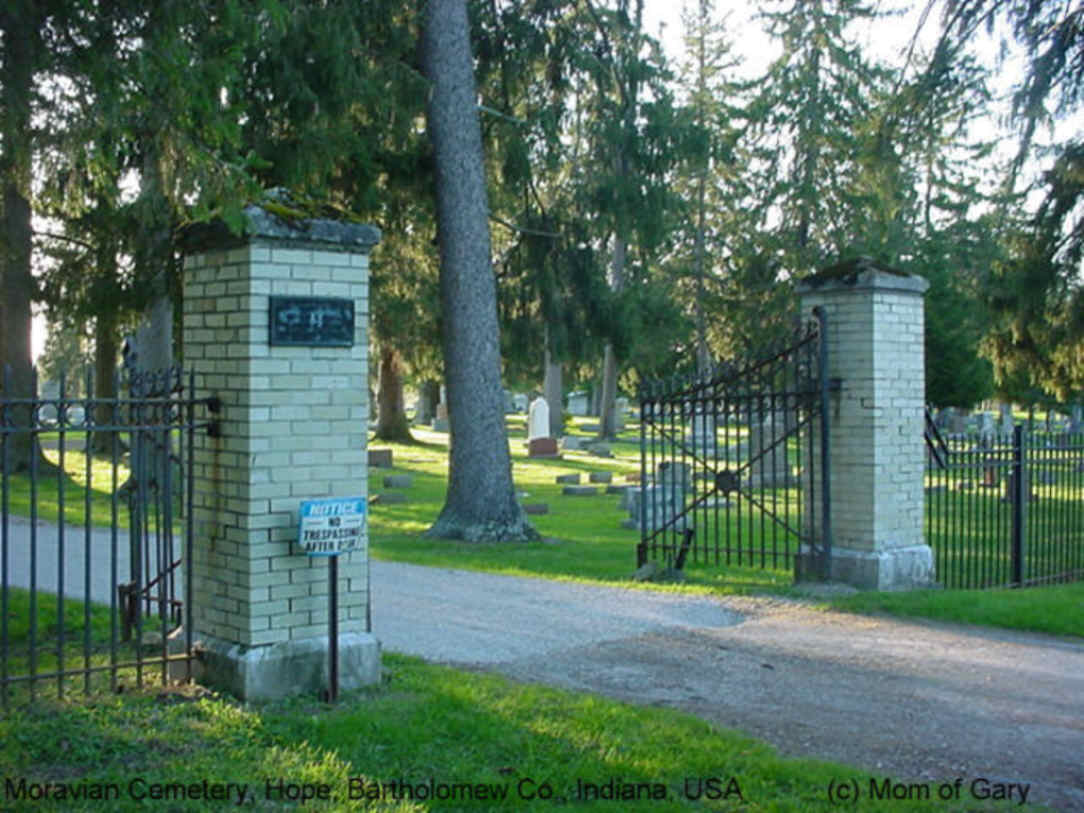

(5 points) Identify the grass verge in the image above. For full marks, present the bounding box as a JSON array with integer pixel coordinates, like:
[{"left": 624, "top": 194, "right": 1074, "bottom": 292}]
[
  {"left": 0, "top": 653, "right": 1020, "bottom": 812},
  {"left": 826, "top": 581, "right": 1084, "bottom": 639}
]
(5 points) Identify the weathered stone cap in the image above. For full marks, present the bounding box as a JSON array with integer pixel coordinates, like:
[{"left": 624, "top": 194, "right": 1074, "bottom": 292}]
[
  {"left": 242, "top": 204, "right": 381, "bottom": 249},
  {"left": 798, "top": 256, "right": 929, "bottom": 295},
  {"left": 180, "top": 193, "right": 381, "bottom": 253}
]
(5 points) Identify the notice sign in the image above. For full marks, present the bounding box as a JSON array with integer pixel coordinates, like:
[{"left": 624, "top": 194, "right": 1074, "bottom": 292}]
[{"left": 298, "top": 498, "right": 367, "bottom": 556}]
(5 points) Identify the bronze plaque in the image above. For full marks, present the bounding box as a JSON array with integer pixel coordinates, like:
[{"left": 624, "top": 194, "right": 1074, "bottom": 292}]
[{"left": 269, "top": 297, "right": 354, "bottom": 347}]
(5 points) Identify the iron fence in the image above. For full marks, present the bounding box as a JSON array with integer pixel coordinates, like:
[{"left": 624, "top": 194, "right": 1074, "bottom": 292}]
[
  {"left": 925, "top": 415, "right": 1084, "bottom": 589},
  {"left": 0, "top": 365, "right": 219, "bottom": 706}
]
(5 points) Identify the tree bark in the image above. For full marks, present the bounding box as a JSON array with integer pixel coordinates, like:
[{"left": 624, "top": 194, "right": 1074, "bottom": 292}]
[
  {"left": 0, "top": 4, "right": 47, "bottom": 472},
  {"left": 374, "top": 344, "right": 413, "bottom": 442},
  {"left": 598, "top": 235, "right": 626, "bottom": 440},
  {"left": 420, "top": 0, "right": 536, "bottom": 542},
  {"left": 90, "top": 311, "right": 120, "bottom": 454},
  {"left": 543, "top": 325, "right": 563, "bottom": 438}
]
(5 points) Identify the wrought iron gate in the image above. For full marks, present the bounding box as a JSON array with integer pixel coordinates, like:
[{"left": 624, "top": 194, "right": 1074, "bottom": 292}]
[
  {"left": 0, "top": 364, "right": 219, "bottom": 705},
  {"left": 636, "top": 310, "right": 832, "bottom": 578}
]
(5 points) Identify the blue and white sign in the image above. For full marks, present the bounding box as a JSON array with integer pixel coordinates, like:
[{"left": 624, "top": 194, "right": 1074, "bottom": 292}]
[{"left": 297, "top": 497, "right": 367, "bottom": 556}]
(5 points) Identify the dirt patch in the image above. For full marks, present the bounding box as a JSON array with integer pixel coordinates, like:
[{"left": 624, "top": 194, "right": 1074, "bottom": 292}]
[{"left": 481, "top": 598, "right": 1084, "bottom": 811}]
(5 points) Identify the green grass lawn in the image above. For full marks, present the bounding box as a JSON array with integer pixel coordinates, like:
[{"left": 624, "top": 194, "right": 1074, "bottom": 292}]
[{"left": 0, "top": 652, "right": 1024, "bottom": 812}]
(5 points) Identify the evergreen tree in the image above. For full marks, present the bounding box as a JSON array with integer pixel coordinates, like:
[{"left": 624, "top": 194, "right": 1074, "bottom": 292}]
[
  {"left": 939, "top": 0, "right": 1084, "bottom": 398},
  {"left": 421, "top": 0, "right": 537, "bottom": 541}
]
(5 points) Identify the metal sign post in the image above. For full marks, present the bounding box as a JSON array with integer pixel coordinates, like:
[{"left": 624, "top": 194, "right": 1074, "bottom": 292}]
[{"left": 297, "top": 497, "right": 367, "bottom": 702}]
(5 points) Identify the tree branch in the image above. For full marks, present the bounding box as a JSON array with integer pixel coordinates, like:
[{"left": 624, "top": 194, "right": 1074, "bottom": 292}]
[{"left": 490, "top": 214, "right": 560, "bottom": 238}]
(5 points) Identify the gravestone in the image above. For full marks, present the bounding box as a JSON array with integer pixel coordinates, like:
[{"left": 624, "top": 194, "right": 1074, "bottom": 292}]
[
  {"left": 622, "top": 485, "right": 686, "bottom": 532},
  {"left": 561, "top": 435, "right": 585, "bottom": 451},
  {"left": 685, "top": 405, "right": 716, "bottom": 456},
  {"left": 614, "top": 396, "right": 628, "bottom": 432},
  {"left": 432, "top": 385, "right": 449, "bottom": 432},
  {"left": 568, "top": 391, "right": 589, "bottom": 416},
  {"left": 949, "top": 410, "right": 968, "bottom": 435},
  {"left": 527, "top": 397, "right": 550, "bottom": 440},
  {"left": 998, "top": 403, "right": 1015, "bottom": 437},
  {"left": 657, "top": 460, "right": 693, "bottom": 490},
  {"left": 527, "top": 396, "right": 559, "bottom": 457},
  {"left": 512, "top": 393, "right": 528, "bottom": 413},
  {"left": 747, "top": 412, "right": 791, "bottom": 488}
]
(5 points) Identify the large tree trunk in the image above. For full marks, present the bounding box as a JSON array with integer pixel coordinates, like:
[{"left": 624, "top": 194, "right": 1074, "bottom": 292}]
[
  {"left": 0, "top": 5, "right": 47, "bottom": 472},
  {"left": 543, "top": 325, "right": 562, "bottom": 438},
  {"left": 598, "top": 234, "right": 626, "bottom": 440},
  {"left": 90, "top": 311, "right": 120, "bottom": 454},
  {"left": 421, "top": 0, "right": 536, "bottom": 542},
  {"left": 374, "top": 345, "right": 413, "bottom": 442}
]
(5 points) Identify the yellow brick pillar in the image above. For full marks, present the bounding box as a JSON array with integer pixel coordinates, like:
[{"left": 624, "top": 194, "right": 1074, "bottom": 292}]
[
  {"left": 182, "top": 206, "right": 381, "bottom": 699},
  {"left": 798, "top": 258, "right": 935, "bottom": 589}
]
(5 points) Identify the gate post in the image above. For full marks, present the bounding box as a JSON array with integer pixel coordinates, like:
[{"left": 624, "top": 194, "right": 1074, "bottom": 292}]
[
  {"left": 797, "top": 258, "right": 934, "bottom": 589},
  {"left": 181, "top": 205, "right": 381, "bottom": 699}
]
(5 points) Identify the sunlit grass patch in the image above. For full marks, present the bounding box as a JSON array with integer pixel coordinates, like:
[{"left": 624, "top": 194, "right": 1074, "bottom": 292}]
[{"left": 0, "top": 653, "right": 999, "bottom": 812}]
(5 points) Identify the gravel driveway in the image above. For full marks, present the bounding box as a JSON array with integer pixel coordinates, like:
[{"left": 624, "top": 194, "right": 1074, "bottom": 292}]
[{"left": 372, "top": 561, "right": 1084, "bottom": 810}]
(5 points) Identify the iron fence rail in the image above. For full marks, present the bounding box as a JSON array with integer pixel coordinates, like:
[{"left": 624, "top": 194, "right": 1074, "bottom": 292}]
[
  {"left": 0, "top": 365, "right": 218, "bottom": 706},
  {"left": 925, "top": 417, "right": 1084, "bottom": 589}
]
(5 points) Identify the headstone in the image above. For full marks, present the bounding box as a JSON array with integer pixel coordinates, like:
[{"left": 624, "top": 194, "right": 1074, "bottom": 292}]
[
  {"left": 503, "top": 390, "right": 515, "bottom": 414},
  {"left": 747, "top": 412, "right": 791, "bottom": 488},
  {"left": 656, "top": 460, "right": 693, "bottom": 490},
  {"left": 975, "top": 413, "right": 994, "bottom": 439},
  {"left": 561, "top": 435, "right": 585, "bottom": 451},
  {"left": 563, "top": 485, "right": 598, "bottom": 496},
  {"left": 949, "top": 410, "right": 968, "bottom": 435},
  {"left": 527, "top": 397, "right": 550, "bottom": 441},
  {"left": 368, "top": 449, "right": 393, "bottom": 468},
  {"left": 512, "top": 393, "right": 528, "bottom": 413},
  {"left": 522, "top": 503, "right": 549, "bottom": 515},
  {"left": 432, "top": 385, "right": 449, "bottom": 431},
  {"left": 615, "top": 396, "right": 629, "bottom": 431},
  {"left": 588, "top": 471, "right": 613, "bottom": 484},
  {"left": 383, "top": 474, "right": 412, "bottom": 489},
  {"left": 568, "top": 391, "right": 589, "bottom": 417},
  {"left": 998, "top": 403, "right": 1014, "bottom": 437},
  {"left": 376, "top": 492, "right": 408, "bottom": 504},
  {"left": 623, "top": 484, "right": 686, "bottom": 532},
  {"left": 527, "top": 437, "right": 559, "bottom": 457},
  {"left": 685, "top": 405, "right": 716, "bottom": 456},
  {"left": 555, "top": 473, "right": 581, "bottom": 484}
]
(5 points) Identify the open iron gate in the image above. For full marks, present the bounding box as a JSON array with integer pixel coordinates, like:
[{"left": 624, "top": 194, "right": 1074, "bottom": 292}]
[{"left": 636, "top": 310, "right": 832, "bottom": 578}]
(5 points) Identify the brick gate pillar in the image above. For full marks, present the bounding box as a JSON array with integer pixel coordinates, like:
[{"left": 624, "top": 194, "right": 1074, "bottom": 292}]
[
  {"left": 797, "top": 258, "right": 934, "bottom": 589},
  {"left": 182, "top": 206, "right": 381, "bottom": 699}
]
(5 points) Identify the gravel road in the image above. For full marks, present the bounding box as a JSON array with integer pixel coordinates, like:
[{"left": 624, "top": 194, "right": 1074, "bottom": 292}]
[{"left": 372, "top": 561, "right": 1084, "bottom": 811}]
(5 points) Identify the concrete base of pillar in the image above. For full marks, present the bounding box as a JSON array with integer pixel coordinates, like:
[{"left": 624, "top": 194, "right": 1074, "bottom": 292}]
[
  {"left": 796, "top": 543, "right": 935, "bottom": 590},
  {"left": 195, "top": 632, "right": 381, "bottom": 701}
]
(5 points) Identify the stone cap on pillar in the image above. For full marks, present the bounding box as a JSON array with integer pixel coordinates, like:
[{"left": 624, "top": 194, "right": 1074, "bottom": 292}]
[
  {"left": 181, "top": 191, "right": 381, "bottom": 253},
  {"left": 797, "top": 256, "right": 929, "bottom": 296}
]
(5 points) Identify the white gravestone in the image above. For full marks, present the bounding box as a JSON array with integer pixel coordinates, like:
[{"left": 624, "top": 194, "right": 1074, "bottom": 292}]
[{"left": 528, "top": 397, "right": 551, "bottom": 441}]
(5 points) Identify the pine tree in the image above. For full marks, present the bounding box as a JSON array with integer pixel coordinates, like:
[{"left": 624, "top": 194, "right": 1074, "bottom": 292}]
[{"left": 420, "top": 0, "right": 537, "bottom": 542}]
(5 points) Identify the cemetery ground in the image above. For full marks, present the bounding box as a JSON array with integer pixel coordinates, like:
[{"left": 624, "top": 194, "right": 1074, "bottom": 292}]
[{"left": 0, "top": 417, "right": 1081, "bottom": 810}]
